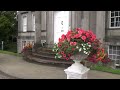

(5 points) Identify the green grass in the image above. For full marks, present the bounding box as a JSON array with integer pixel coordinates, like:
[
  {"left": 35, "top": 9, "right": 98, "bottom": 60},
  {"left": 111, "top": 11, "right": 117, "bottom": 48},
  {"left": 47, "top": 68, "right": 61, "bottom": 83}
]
[
  {"left": 0, "top": 50, "right": 21, "bottom": 57},
  {"left": 91, "top": 65, "right": 120, "bottom": 75},
  {"left": 4, "top": 42, "right": 17, "bottom": 53}
]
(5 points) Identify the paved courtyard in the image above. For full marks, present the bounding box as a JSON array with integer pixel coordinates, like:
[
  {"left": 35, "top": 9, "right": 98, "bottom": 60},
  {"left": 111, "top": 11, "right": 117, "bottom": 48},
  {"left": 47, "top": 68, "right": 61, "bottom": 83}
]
[{"left": 0, "top": 53, "right": 120, "bottom": 79}]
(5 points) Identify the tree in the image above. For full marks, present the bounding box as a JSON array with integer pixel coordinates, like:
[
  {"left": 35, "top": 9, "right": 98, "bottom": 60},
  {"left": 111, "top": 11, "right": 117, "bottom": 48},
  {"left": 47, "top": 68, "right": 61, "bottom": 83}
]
[
  {"left": 0, "top": 11, "right": 17, "bottom": 52},
  {"left": 0, "top": 11, "right": 17, "bottom": 42}
]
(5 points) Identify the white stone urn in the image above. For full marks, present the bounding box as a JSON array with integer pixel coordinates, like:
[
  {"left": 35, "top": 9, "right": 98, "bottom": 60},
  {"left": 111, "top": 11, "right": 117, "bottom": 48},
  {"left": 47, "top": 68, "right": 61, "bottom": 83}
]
[{"left": 64, "top": 53, "right": 90, "bottom": 79}]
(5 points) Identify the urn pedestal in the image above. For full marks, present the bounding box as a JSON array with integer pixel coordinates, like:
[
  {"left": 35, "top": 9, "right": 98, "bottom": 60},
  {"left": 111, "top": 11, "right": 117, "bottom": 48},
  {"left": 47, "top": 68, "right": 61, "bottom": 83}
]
[{"left": 64, "top": 53, "right": 90, "bottom": 79}]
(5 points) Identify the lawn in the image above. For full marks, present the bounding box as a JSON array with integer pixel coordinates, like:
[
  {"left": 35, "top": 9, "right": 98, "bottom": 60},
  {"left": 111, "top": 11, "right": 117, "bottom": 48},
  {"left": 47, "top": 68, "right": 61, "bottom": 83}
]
[
  {"left": 0, "top": 50, "right": 21, "bottom": 57},
  {"left": 4, "top": 42, "right": 17, "bottom": 53},
  {"left": 91, "top": 64, "right": 120, "bottom": 75}
]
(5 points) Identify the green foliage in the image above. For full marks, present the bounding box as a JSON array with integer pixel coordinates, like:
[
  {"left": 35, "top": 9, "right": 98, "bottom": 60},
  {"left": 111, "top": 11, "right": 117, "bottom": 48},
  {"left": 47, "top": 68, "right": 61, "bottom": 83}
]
[
  {"left": 4, "top": 42, "right": 17, "bottom": 53},
  {"left": 0, "top": 50, "right": 21, "bottom": 57},
  {"left": 0, "top": 11, "right": 17, "bottom": 42},
  {"left": 0, "top": 11, "right": 17, "bottom": 53},
  {"left": 91, "top": 65, "right": 120, "bottom": 75}
]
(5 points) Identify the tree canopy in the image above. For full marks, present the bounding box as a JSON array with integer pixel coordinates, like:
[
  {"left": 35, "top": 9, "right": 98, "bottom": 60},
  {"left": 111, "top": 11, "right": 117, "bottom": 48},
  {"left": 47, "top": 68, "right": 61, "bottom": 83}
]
[{"left": 0, "top": 11, "right": 17, "bottom": 42}]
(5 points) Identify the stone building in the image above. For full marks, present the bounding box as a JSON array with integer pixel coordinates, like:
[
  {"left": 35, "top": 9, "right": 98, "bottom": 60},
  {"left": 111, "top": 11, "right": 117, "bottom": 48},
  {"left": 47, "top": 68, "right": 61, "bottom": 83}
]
[{"left": 17, "top": 11, "right": 120, "bottom": 66}]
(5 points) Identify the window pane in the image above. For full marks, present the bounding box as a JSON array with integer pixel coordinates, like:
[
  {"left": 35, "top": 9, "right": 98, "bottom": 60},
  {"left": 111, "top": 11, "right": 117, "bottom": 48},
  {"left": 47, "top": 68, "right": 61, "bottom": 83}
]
[
  {"left": 117, "top": 51, "right": 120, "bottom": 55},
  {"left": 109, "top": 45, "right": 112, "bottom": 49},
  {"left": 117, "top": 46, "right": 120, "bottom": 50},
  {"left": 119, "top": 11, "right": 120, "bottom": 16},
  {"left": 111, "top": 12, "right": 114, "bottom": 17},
  {"left": 116, "top": 22, "right": 120, "bottom": 27},
  {"left": 118, "top": 17, "right": 120, "bottom": 21},
  {"left": 111, "top": 22, "right": 114, "bottom": 27},
  {"left": 117, "top": 56, "right": 120, "bottom": 59},
  {"left": 113, "top": 46, "right": 116, "bottom": 50},
  {"left": 111, "top": 18, "right": 114, "bottom": 22},
  {"left": 116, "top": 17, "right": 119, "bottom": 21},
  {"left": 109, "top": 50, "right": 112, "bottom": 54},
  {"left": 109, "top": 55, "right": 112, "bottom": 59},
  {"left": 113, "top": 55, "right": 116, "bottom": 59},
  {"left": 113, "top": 50, "right": 116, "bottom": 54},
  {"left": 118, "top": 22, "right": 120, "bottom": 26},
  {"left": 116, "top": 60, "right": 120, "bottom": 64},
  {"left": 23, "top": 26, "right": 27, "bottom": 32},
  {"left": 115, "top": 11, "right": 119, "bottom": 16},
  {"left": 115, "top": 22, "right": 119, "bottom": 26},
  {"left": 23, "top": 16, "right": 27, "bottom": 25}
]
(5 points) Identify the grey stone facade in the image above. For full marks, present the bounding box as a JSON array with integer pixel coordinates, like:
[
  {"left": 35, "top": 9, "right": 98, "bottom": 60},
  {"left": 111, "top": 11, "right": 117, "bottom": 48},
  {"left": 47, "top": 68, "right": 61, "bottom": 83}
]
[{"left": 17, "top": 11, "right": 120, "bottom": 55}]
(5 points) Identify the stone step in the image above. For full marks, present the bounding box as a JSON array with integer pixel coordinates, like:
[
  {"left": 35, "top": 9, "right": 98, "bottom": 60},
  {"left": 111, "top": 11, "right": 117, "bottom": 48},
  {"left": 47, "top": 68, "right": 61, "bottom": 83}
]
[
  {"left": 32, "top": 53, "right": 55, "bottom": 60},
  {"left": 26, "top": 55, "right": 73, "bottom": 65},
  {"left": 36, "top": 51, "right": 56, "bottom": 57},
  {"left": 37, "top": 47, "right": 53, "bottom": 52},
  {"left": 32, "top": 53, "right": 73, "bottom": 62}
]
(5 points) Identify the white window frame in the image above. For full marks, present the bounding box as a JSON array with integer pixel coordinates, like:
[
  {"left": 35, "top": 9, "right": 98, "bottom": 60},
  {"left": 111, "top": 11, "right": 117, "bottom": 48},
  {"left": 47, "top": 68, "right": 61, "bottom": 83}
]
[
  {"left": 32, "top": 14, "right": 35, "bottom": 31},
  {"left": 108, "top": 45, "right": 120, "bottom": 60},
  {"left": 108, "top": 45, "right": 120, "bottom": 67},
  {"left": 22, "top": 14, "right": 27, "bottom": 32},
  {"left": 109, "top": 11, "right": 120, "bottom": 28}
]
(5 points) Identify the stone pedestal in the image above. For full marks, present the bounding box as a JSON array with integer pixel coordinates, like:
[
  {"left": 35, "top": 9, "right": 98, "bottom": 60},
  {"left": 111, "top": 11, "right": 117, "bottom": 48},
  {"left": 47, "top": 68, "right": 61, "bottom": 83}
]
[{"left": 64, "top": 54, "right": 90, "bottom": 79}]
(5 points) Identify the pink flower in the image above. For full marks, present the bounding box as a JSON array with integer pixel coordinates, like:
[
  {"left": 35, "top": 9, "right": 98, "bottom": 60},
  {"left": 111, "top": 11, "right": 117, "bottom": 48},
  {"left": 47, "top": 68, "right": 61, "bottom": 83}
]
[
  {"left": 72, "top": 48, "right": 75, "bottom": 51},
  {"left": 90, "top": 35, "right": 96, "bottom": 42},
  {"left": 63, "top": 54, "right": 66, "bottom": 58},
  {"left": 67, "top": 37, "right": 71, "bottom": 41},
  {"left": 76, "top": 28, "right": 81, "bottom": 31},
  {"left": 58, "top": 43, "right": 62, "bottom": 47},
  {"left": 88, "top": 42, "right": 91, "bottom": 45},
  {"left": 59, "top": 38, "right": 64, "bottom": 42},
  {"left": 73, "top": 42, "right": 77, "bottom": 46},
  {"left": 65, "top": 57, "right": 69, "bottom": 61},
  {"left": 71, "top": 35, "right": 75, "bottom": 39},
  {"left": 61, "top": 51, "right": 64, "bottom": 54},
  {"left": 70, "top": 42, "right": 77, "bottom": 46},
  {"left": 86, "top": 32, "right": 90, "bottom": 38},
  {"left": 70, "top": 42, "right": 73, "bottom": 46},
  {"left": 66, "top": 34, "right": 71, "bottom": 42},
  {"left": 81, "top": 36, "right": 86, "bottom": 41},
  {"left": 74, "top": 34, "right": 81, "bottom": 38},
  {"left": 78, "top": 30, "right": 83, "bottom": 35},
  {"left": 61, "top": 34, "right": 66, "bottom": 40},
  {"left": 68, "top": 54, "right": 71, "bottom": 57}
]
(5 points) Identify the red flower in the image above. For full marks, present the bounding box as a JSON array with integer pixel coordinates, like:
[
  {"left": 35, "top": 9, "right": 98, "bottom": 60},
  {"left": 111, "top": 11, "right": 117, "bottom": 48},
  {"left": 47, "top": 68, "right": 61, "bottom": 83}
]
[
  {"left": 76, "top": 28, "right": 81, "bottom": 31},
  {"left": 58, "top": 43, "right": 62, "bottom": 47},
  {"left": 86, "top": 32, "right": 90, "bottom": 38},
  {"left": 78, "top": 30, "right": 83, "bottom": 35},
  {"left": 70, "top": 42, "right": 77, "bottom": 46},
  {"left": 63, "top": 54, "right": 66, "bottom": 58},
  {"left": 65, "top": 57, "right": 69, "bottom": 60},
  {"left": 68, "top": 54, "right": 71, "bottom": 57},
  {"left": 72, "top": 48, "right": 75, "bottom": 51},
  {"left": 74, "top": 34, "right": 81, "bottom": 38},
  {"left": 81, "top": 36, "right": 86, "bottom": 41},
  {"left": 88, "top": 42, "right": 91, "bottom": 45},
  {"left": 61, "top": 34, "right": 66, "bottom": 40},
  {"left": 59, "top": 38, "right": 62, "bottom": 42},
  {"left": 61, "top": 51, "right": 64, "bottom": 54}
]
